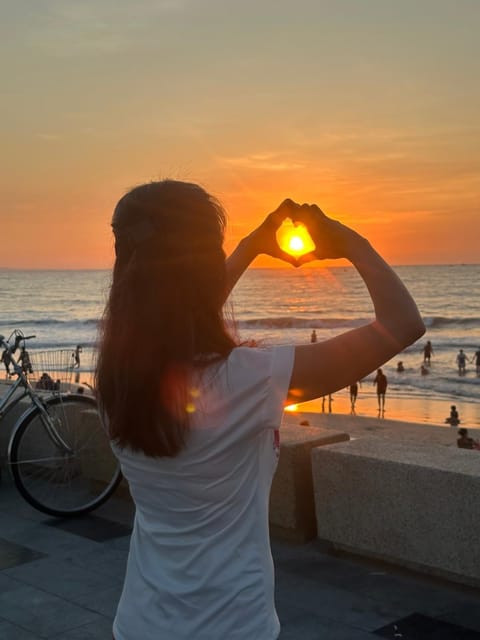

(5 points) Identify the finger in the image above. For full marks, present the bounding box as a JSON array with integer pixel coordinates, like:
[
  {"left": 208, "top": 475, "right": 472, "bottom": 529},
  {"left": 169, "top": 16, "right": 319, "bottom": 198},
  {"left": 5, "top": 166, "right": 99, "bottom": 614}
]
[
  {"left": 296, "top": 251, "right": 317, "bottom": 266},
  {"left": 311, "top": 203, "right": 327, "bottom": 216},
  {"left": 272, "top": 199, "right": 301, "bottom": 223},
  {"left": 274, "top": 248, "right": 301, "bottom": 266},
  {"left": 291, "top": 203, "right": 315, "bottom": 225}
]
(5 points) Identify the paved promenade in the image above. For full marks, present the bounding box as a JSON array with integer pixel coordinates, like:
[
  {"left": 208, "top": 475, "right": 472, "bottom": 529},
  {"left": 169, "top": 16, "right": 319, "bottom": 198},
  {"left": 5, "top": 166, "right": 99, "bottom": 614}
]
[{"left": 1, "top": 474, "right": 480, "bottom": 639}]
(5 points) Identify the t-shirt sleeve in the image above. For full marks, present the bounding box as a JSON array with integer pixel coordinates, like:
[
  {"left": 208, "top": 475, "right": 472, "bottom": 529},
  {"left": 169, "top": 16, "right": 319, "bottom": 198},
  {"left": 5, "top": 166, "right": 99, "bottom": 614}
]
[
  {"left": 262, "top": 345, "right": 296, "bottom": 430},
  {"left": 223, "top": 345, "right": 295, "bottom": 434}
]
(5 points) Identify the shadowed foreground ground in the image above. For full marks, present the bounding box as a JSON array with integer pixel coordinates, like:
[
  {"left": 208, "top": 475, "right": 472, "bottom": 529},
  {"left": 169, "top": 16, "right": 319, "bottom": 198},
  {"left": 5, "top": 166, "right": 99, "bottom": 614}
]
[{"left": 1, "top": 471, "right": 480, "bottom": 639}]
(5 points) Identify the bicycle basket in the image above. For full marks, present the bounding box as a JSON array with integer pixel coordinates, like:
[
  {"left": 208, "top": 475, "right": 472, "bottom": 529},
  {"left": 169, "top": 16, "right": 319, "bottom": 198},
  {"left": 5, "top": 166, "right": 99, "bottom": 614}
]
[{"left": 27, "top": 349, "right": 78, "bottom": 391}]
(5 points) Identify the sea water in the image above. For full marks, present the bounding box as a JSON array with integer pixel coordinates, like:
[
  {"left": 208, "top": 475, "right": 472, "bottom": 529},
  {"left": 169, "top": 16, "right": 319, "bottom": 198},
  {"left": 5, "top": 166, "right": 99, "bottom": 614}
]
[{"left": 0, "top": 265, "right": 479, "bottom": 428}]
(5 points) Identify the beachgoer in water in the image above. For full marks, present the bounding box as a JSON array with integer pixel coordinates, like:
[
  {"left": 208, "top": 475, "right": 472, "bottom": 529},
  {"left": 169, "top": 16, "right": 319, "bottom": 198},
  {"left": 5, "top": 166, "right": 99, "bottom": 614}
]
[
  {"left": 445, "top": 405, "right": 460, "bottom": 427},
  {"left": 420, "top": 364, "right": 429, "bottom": 376},
  {"left": 349, "top": 382, "right": 360, "bottom": 413},
  {"left": 396, "top": 361, "right": 404, "bottom": 373},
  {"left": 456, "top": 349, "right": 467, "bottom": 375},
  {"left": 423, "top": 340, "right": 433, "bottom": 365},
  {"left": 95, "top": 180, "right": 424, "bottom": 640},
  {"left": 310, "top": 329, "right": 317, "bottom": 343},
  {"left": 373, "top": 368, "right": 388, "bottom": 415},
  {"left": 457, "top": 428, "right": 480, "bottom": 450},
  {"left": 472, "top": 348, "right": 480, "bottom": 376}
]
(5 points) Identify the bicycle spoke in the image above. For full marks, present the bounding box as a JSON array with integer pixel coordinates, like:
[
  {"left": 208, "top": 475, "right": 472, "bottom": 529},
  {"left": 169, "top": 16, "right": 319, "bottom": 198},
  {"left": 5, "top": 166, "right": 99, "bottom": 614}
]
[{"left": 10, "top": 395, "right": 121, "bottom": 516}]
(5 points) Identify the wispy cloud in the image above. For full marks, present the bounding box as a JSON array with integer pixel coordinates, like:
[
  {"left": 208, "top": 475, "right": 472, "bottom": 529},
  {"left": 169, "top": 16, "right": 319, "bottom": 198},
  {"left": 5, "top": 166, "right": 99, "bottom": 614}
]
[
  {"left": 218, "top": 151, "right": 305, "bottom": 172},
  {"left": 36, "top": 132, "right": 62, "bottom": 141}
]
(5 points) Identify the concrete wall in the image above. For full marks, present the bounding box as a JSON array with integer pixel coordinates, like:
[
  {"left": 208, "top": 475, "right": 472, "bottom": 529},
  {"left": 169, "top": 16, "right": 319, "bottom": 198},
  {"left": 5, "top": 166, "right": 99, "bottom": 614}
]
[
  {"left": 312, "top": 437, "right": 480, "bottom": 587},
  {"left": 269, "top": 424, "right": 349, "bottom": 542}
]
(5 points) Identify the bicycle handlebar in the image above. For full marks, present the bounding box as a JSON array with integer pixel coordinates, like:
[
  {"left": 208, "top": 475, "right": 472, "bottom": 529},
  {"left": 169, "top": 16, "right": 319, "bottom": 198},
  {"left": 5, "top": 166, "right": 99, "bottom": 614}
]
[{"left": 0, "top": 333, "right": 36, "bottom": 350}]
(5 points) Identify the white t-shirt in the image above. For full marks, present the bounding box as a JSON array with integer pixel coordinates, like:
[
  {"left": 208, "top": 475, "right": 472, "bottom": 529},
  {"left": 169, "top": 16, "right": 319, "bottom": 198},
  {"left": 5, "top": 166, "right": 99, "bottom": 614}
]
[{"left": 112, "top": 345, "right": 295, "bottom": 640}]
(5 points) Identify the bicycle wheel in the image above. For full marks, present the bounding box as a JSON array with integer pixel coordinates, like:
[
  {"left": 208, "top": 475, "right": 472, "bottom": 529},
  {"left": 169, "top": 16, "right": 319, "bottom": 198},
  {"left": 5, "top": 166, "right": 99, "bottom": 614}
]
[{"left": 9, "top": 394, "right": 122, "bottom": 517}]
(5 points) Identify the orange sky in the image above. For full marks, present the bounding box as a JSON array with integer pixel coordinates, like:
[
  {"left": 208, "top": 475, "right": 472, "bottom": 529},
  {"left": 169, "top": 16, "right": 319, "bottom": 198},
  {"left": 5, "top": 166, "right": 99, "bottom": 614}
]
[{"left": 2, "top": 1, "right": 479, "bottom": 269}]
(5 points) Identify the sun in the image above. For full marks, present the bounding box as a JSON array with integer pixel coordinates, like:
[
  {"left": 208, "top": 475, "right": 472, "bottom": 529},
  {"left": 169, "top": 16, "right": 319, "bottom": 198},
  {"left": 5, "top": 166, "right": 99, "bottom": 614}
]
[
  {"left": 288, "top": 236, "right": 305, "bottom": 253},
  {"left": 276, "top": 220, "right": 315, "bottom": 257}
]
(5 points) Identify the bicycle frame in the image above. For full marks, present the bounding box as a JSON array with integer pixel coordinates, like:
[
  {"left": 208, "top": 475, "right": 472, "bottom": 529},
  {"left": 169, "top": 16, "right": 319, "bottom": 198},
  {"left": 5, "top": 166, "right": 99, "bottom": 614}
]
[{"left": 0, "top": 336, "right": 74, "bottom": 454}]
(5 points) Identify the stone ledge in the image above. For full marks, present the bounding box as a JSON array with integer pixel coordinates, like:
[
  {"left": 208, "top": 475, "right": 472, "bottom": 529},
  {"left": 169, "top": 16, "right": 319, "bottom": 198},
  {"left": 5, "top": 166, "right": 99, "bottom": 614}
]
[
  {"left": 269, "top": 423, "right": 349, "bottom": 542},
  {"left": 312, "top": 437, "right": 480, "bottom": 587}
]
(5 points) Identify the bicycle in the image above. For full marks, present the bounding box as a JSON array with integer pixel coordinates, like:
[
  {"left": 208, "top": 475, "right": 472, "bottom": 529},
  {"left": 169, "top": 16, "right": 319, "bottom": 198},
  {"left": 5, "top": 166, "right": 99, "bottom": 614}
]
[{"left": 0, "top": 329, "right": 122, "bottom": 517}]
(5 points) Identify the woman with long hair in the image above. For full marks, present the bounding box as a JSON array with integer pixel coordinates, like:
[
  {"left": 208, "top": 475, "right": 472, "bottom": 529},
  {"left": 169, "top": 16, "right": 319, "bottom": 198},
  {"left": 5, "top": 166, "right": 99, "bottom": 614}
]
[{"left": 96, "top": 179, "right": 425, "bottom": 640}]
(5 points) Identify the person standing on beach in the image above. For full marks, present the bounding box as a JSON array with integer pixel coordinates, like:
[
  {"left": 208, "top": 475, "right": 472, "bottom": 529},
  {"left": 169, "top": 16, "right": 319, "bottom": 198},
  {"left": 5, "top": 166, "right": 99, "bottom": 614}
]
[
  {"left": 322, "top": 393, "right": 333, "bottom": 412},
  {"left": 18, "top": 347, "right": 33, "bottom": 374},
  {"left": 349, "top": 382, "right": 360, "bottom": 413},
  {"left": 310, "top": 329, "right": 317, "bottom": 343},
  {"left": 471, "top": 348, "right": 480, "bottom": 376},
  {"left": 456, "top": 349, "right": 467, "bottom": 375},
  {"left": 1, "top": 349, "right": 12, "bottom": 377},
  {"left": 72, "top": 345, "right": 82, "bottom": 368},
  {"left": 95, "top": 180, "right": 425, "bottom": 640},
  {"left": 423, "top": 340, "right": 433, "bottom": 365},
  {"left": 373, "top": 368, "right": 388, "bottom": 414}
]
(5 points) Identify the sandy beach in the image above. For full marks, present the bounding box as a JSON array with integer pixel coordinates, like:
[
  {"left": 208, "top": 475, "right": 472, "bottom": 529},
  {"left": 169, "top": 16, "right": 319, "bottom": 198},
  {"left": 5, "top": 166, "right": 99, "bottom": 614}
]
[
  {"left": 283, "top": 409, "right": 480, "bottom": 449},
  {"left": 290, "top": 388, "right": 480, "bottom": 430}
]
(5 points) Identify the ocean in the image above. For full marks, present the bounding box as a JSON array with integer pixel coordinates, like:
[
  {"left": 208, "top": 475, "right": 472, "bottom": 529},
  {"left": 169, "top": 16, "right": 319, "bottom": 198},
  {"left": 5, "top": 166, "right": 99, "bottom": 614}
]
[{"left": 1, "top": 265, "right": 479, "bottom": 429}]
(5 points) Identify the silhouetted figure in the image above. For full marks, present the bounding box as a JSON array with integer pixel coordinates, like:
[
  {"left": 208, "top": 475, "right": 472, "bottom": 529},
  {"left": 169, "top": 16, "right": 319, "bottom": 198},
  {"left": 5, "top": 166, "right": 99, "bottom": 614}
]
[
  {"left": 396, "top": 361, "right": 405, "bottom": 373},
  {"left": 373, "top": 368, "right": 387, "bottom": 415},
  {"left": 73, "top": 345, "right": 82, "bottom": 368},
  {"left": 456, "top": 349, "right": 467, "bottom": 376},
  {"left": 321, "top": 394, "right": 333, "bottom": 413},
  {"left": 445, "top": 405, "right": 460, "bottom": 427},
  {"left": 19, "top": 347, "right": 33, "bottom": 374},
  {"left": 472, "top": 349, "right": 480, "bottom": 376},
  {"left": 310, "top": 330, "right": 317, "bottom": 343},
  {"left": 36, "top": 373, "right": 55, "bottom": 390},
  {"left": 457, "top": 428, "right": 480, "bottom": 450},
  {"left": 1, "top": 349, "right": 12, "bottom": 377},
  {"left": 349, "top": 382, "right": 359, "bottom": 413},
  {"left": 420, "top": 364, "right": 429, "bottom": 376},
  {"left": 423, "top": 340, "right": 433, "bottom": 365}
]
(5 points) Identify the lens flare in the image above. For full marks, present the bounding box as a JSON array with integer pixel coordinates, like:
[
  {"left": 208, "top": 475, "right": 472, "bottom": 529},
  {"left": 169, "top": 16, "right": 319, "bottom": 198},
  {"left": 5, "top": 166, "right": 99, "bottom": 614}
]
[{"left": 285, "top": 404, "right": 299, "bottom": 412}]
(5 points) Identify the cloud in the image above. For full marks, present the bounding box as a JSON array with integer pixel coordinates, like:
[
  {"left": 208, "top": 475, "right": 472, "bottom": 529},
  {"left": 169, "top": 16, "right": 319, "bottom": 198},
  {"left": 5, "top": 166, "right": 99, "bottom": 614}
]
[
  {"left": 36, "top": 132, "right": 62, "bottom": 141},
  {"left": 218, "top": 151, "right": 305, "bottom": 172}
]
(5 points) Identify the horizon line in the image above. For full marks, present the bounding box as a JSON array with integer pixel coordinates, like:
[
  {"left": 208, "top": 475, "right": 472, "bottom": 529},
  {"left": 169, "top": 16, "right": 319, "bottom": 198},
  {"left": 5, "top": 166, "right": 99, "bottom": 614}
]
[{"left": 1, "top": 262, "right": 479, "bottom": 272}]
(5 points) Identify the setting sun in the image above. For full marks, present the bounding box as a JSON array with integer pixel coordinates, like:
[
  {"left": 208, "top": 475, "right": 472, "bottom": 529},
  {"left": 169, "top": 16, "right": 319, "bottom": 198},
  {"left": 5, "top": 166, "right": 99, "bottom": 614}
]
[
  {"left": 276, "top": 220, "right": 316, "bottom": 257},
  {"left": 289, "top": 236, "right": 304, "bottom": 252}
]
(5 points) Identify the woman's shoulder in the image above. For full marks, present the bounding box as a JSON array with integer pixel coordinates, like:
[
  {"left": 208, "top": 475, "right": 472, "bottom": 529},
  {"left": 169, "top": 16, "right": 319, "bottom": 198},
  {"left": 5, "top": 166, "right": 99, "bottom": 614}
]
[{"left": 228, "top": 344, "right": 294, "bottom": 366}]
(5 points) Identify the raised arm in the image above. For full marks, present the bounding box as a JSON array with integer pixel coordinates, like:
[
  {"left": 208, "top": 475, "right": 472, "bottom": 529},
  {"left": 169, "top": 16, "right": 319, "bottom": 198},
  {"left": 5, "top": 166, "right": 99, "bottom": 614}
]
[
  {"left": 224, "top": 201, "right": 298, "bottom": 300},
  {"left": 288, "top": 205, "right": 425, "bottom": 404}
]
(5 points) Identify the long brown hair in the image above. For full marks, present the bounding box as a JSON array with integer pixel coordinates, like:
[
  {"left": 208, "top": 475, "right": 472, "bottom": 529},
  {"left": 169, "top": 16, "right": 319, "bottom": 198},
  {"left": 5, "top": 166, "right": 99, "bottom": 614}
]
[{"left": 95, "top": 180, "right": 237, "bottom": 457}]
